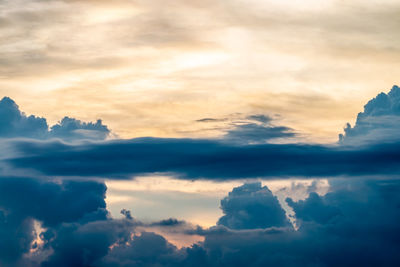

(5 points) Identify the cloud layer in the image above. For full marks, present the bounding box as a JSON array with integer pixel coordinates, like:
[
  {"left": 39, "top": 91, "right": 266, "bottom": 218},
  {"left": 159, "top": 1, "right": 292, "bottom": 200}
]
[
  {"left": 1, "top": 86, "right": 400, "bottom": 266},
  {"left": 1, "top": 176, "right": 400, "bottom": 266},
  {"left": 5, "top": 137, "right": 400, "bottom": 179}
]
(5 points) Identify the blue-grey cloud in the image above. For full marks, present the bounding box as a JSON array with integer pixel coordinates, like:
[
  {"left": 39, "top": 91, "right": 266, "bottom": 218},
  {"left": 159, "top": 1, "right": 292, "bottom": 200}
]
[
  {"left": 217, "top": 182, "right": 291, "bottom": 229},
  {"left": 340, "top": 85, "right": 400, "bottom": 145},
  {"left": 5, "top": 137, "right": 400, "bottom": 179},
  {"left": 49, "top": 117, "right": 110, "bottom": 141},
  {"left": 0, "top": 97, "right": 110, "bottom": 141},
  {"left": 0, "top": 176, "right": 109, "bottom": 266},
  {"left": 2, "top": 86, "right": 400, "bottom": 266},
  {"left": 1, "top": 176, "right": 400, "bottom": 266},
  {"left": 197, "top": 114, "right": 295, "bottom": 144},
  {"left": 180, "top": 179, "right": 400, "bottom": 266},
  {"left": 5, "top": 89, "right": 400, "bottom": 181},
  {"left": 0, "top": 97, "right": 48, "bottom": 139},
  {"left": 224, "top": 123, "right": 294, "bottom": 144},
  {"left": 100, "top": 231, "right": 184, "bottom": 267},
  {"left": 41, "top": 219, "right": 135, "bottom": 267},
  {"left": 150, "top": 218, "right": 185, "bottom": 227}
]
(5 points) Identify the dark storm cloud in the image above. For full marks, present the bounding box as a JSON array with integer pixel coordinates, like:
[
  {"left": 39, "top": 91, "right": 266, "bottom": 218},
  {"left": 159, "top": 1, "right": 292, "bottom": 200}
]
[
  {"left": 0, "top": 177, "right": 108, "bottom": 227},
  {"left": 100, "top": 231, "right": 185, "bottom": 267},
  {"left": 0, "top": 97, "right": 110, "bottom": 141},
  {"left": 41, "top": 219, "right": 136, "bottom": 267},
  {"left": 1, "top": 177, "right": 400, "bottom": 266},
  {"left": 0, "top": 176, "right": 109, "bottom": 266},
  {"left": 177, "top": 179, "right": 400, "bottom": 266},
  {"left": 0, "top": 176, "right": 179, "bottom": 267},
  {"left": 53, "top": 179, "right": 400, "bottom": 267},
  {"left": 6, "top": 137, "right": 400, "bottom": 180},
  {"left": 217, "top": 182, "right": 291, "bottom": 229}
]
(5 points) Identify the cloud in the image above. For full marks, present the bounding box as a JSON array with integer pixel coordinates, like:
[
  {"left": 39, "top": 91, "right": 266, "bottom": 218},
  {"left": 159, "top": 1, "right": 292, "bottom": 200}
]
[
  {"left": 0, "top": 97, "right": 48, "bottom": 139},
  {"left": 6, "top": 137, "right": 400, "bottom": 179},
  {"left": 223, "top": 114, "right": 295, "bottom": 144},
  {"left": 224, "top": 123, "right": 294, "bottom": 144},
  {"left": 195, "top": 114, "right": 295, "bottom": 144},
  {"left": 0, "top": 176, "right": 109, "bottom": 266},
  {"left": 6, "top": 87, "right": 400, "bottom": 180},
  {"left": 49, "top": 117, "right": 110, "bottom": 141},
  {"left": 217, "top": 182, "right": 291, "bottom": 229},
  {"left": 2, "top": 85, "right": 400, "bottom": 266},
  {"left": 0, "top": 177, "right": 108, "bottom": 227},
  {"left": 41, "top": 219, "right": 135, "bottom": 267},
  {"left": 100, "top": 231, "right": 185, "bottom": 267},
  {"left": 340, "top": 85, "right": 400, "bottom": 144},
  {"left": 1, "top": 176, "right": 400, "bottom": 266},
  {"left": 0, "top": 90, "right": 398, "bottom": 182},
  {"left": 150, "top": 218, "right": 186, "bottom": 227},
  {"left": 0, "top": 97, "right": 110, "bottom": 141},
  {"left": 178, "top": 179, "right": 400, "bottom": 266}
]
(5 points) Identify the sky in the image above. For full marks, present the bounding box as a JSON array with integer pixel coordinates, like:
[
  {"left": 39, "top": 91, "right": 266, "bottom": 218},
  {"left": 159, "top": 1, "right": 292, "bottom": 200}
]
[
  {"left": 2, "top": 0, "right": 400, "bottom": 141},
  {"left": 1, "top": 0, "right": 400, "bottom": 266}
]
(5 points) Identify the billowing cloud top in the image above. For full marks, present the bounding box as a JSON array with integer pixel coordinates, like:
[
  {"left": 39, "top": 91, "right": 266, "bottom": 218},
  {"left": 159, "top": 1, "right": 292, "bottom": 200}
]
[
  {"left": 340, "top": 85, "right": 400, "bottom": 145},
  {"left": 0, "top": 97, "right": 48, "bottom": 139},
  {"left": 218, "top": 182, "right": 291, "bottom": 229},
  {"left": 0, "top": 97, "right": 110, "bottom": 141}
]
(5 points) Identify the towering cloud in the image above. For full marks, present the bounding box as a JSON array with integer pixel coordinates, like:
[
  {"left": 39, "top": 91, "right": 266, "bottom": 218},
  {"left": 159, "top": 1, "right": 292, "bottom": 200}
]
[
  {"left": 0, "top": 97, "right": 48, "bottom": 139},
  {"left": 179, "top": 179, "right": 400, "bottom": 266},
  {"left": 217, "top": 183, "right": 291, "bottom": 229},
  {"left": 340, "top": 85, "right": 400, "bottom": 145}
]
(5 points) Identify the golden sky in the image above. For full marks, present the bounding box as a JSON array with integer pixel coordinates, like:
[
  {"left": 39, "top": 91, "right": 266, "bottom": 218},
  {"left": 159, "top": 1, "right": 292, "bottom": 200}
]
[{"left": 1, "top": 0, "right": 400, "bottom": 142}]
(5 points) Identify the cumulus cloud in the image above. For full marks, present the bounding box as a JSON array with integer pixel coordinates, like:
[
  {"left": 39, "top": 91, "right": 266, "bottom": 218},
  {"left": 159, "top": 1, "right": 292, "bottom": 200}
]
[
  {"left": 0, "top": 177, "right": 109, "bottom": 266},
  {"left": 217, "top": 182, "right": 291, "bottom": 229},
  {"left": 100, "top": 231, "right": 185, "bottom": 267},
  {"left": 177, "top": 179, "right": 400, "bottom": 266},
  {"left": 41, "top": 219, "right": 136, "bottom": 267},
  {"left": 0, "top": 97, "right": 110, "bottom": 141},
  {"left": 0, "top": 176, "right": 176, "bottom": 267},
  {"left": 0, "top": 97, "right": 48, "bottom": 139},
  {"left": 49, "top": 117, "right": 110, "bottom": 141},
  {"left": 1, "top": 176, "right": 400, "bottom": 266},
  {"left": 340, "top": 85, "right": 400, "bottom": 145}
]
